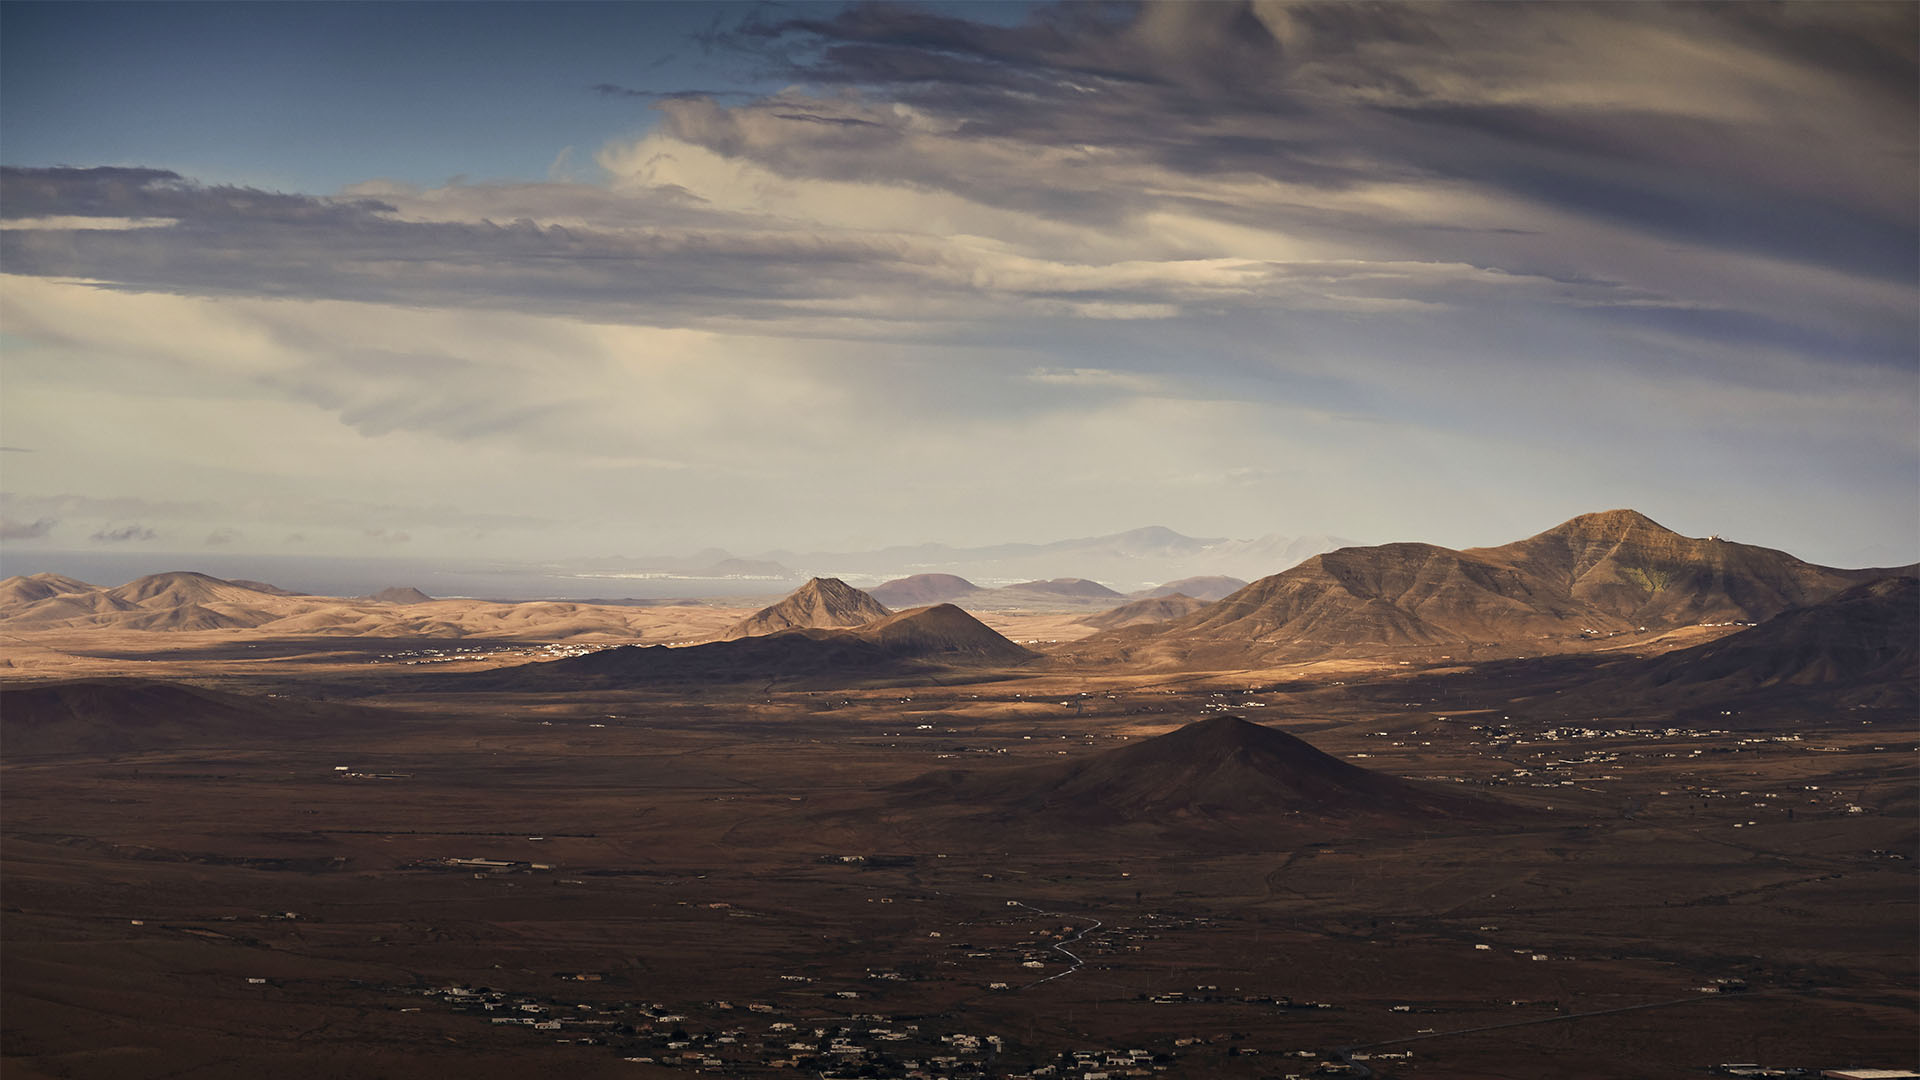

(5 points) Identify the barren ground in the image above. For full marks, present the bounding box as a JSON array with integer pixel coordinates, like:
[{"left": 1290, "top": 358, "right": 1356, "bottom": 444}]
[{"left": 2, "top": 615, "right": 1913, "bottom": 1080}]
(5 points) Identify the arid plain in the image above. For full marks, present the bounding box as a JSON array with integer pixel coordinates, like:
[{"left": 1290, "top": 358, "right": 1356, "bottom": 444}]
[{"left": 3, "top": 511, "right": 1914, "bottom": 1080}]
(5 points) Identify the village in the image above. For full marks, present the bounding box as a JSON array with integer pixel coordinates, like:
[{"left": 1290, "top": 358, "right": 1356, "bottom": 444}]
[{"left": 375, "top": 975, "right": 1423, "bottom": 1079}]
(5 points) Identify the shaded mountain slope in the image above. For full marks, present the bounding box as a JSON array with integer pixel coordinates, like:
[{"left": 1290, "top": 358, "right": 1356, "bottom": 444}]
[
  {"left": 900, "top": 715, "right": 1512, "bottom": 824},
  {"left": 489, "top": 604, "right": 1034, "bottom": 687},
  {"left": 1607, "top": 575, "right": 1918, "bottom": 711},
  {"left": 721, "top": 577, "right": 891, "bottom": 640},
  {"left": 0, "top": 679, "right": 394, "bottom": 755}
]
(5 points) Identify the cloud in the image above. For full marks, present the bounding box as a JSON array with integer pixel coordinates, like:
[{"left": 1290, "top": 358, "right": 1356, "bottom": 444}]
[
  {"left": 0, "top": 166, "right": 395, "bottom": 224},
  {"left": 591, "top": 83, "right": 747, "bottom": 102},
  {"left": 4, "top": 2, "right": 1912, "bottom": 366},
  {"left": 0, "top": 216, "right": 178, "bottom": 231},
  {"left": 205, "top": 527, "right": 241, "bottom": 546},
  {"left": 0, "top": 516, "right": 56, "bottom": 539},
  {"left": 90, "top": 522, "right": 157, "bottom": 543},
  {"left": 0, "top": 2, "right": 1911, "bottom": 566},
  {"left": 363, "top": 528, "right": 411, "bottom": 545}
]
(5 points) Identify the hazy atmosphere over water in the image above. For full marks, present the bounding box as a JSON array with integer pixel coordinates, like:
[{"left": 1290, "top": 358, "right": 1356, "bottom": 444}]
[{"left": 2, "top": 0, "right": 1915, "bottom": 580}]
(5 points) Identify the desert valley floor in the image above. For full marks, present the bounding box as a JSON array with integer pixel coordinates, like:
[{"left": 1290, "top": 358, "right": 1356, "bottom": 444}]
[{"left": 2, "top": 513, "right": 1915, "bottom": 1080}]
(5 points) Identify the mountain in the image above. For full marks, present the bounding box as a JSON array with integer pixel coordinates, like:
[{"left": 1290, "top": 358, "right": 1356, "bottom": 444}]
[
  {"left": 544, "top": 527, "right": 1352, "bottom": 597},
  {"left": 363, "top": 586, "right": 434, "bottom": 604},
  {"left": 1078, "top": 510, "right": 1909, "bottom": 668},
  {"left": 1003, "top": 577, "right": 1126, "bottom": 600},
  {"left": 1136, "top": 575, "right": 1247, "bottom": 602},
  {"left": 851, "top": 604, "right": 1036, "bottom": 664},
  {"left": 1609, "top": 575, "right": 1918, "bottom": 712},
  {"left": 495, "top": 604, "right": 1033, "bottom": 687},
  {"left": 1078, "top": 593, "right": 1211, "bottom": 630},
  {"left": 0, "top": 572, "right": 725, "bottom": 641},
  {"left": 228, "top": 579, "right": 305, "bottom": 596},
  {"left": 1467, "top": 509, "right": 1884, "bottom": 626},
  {"left": 772, "top": 527, "right": 1353, "bottom": 591},
  {"left": 900, "top": 714, "right": 1511, "bottom": 824},
  {"left": 868, "top": 573, "right": 983, "bottom": 607},
  {"left": 0, "top": 679, "right": 392, "bottom": 755},
  {"left": 721, "top": 577, "right": 892, "bottom": 640},
  {"left": 0, "top": 572, "right": 95, "bottom": 606},
  {"left": 105, "top": 570, "right": 284, "bottom": 609}
]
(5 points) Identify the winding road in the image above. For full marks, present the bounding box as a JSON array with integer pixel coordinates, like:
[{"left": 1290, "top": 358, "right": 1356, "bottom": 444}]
[{"left": 1008, "top": 900, "right": 1104, "bottom": 988}]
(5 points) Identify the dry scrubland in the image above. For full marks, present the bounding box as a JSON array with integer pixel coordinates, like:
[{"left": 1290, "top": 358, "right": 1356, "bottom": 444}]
[{"left": 2, "top": 512, "right": 1915, "bottom": 1079}]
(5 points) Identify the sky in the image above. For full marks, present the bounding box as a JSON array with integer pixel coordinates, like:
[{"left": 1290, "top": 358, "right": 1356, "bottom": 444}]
[{"left": 1, "top": 0, "right": 1916, "bottom": 579}]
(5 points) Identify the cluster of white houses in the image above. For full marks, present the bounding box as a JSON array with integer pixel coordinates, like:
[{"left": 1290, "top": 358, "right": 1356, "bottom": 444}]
[{"left": 394, "top": 982, "right": 1188, "bottom": 1077}]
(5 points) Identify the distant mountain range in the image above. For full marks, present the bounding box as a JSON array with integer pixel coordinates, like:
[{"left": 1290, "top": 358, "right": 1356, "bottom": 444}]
[
  {"left": 560, "top": 526, "right": 1353, "bottom": 593},
  {"left": 0, "top": 570, "right": 706, "bottom": 640},
  {"left": 868, "top": 573, "right": 1243, "bottom": 612}
]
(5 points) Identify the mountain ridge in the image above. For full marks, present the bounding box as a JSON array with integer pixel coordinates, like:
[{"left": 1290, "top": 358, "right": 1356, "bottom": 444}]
[
  {"left": 490, "top": 603, "right": 1035, "bottom": 687},
  {"left": 1072, "top": 510, "right": 1913, "bottom": 668}
]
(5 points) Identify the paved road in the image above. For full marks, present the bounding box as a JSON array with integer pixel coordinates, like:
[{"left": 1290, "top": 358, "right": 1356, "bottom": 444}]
[{"left": 1009, "top": 900, "right": 1104, "bottom": 988}]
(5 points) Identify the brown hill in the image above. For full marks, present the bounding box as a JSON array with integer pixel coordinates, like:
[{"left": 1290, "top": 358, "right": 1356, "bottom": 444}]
[
  {"left": 1469, "top": 509, "right": 1883, "bottom": 626},
  {"left": 0, "top": 572, "right": 95, "bottom": 606},
  {"left": 228, "top": 579, "right": 305, "bottom": 596},
  {"left": 104, "top": 570, "right": 283, "bottom": 608},
  {"left": 721, "top": 577, "right": 891, "bottom": 640},
  {"left": 1004, "top": 577, "right": 1125, "bottom": 600},
  {"left": 868, "top": 573, "right": 982, "bottom": 607},
  {"left": 1078, "top": 593, "right": 1210, "bottom": 630},
  {"left": 0, "top": 572, "right": 733, "bottom": 641},
  {"left": 852, "top": 604, "right": 1037, "bottom": 664},
  {"left": 493, "top": 604, "right": 1033, "bottom": 687},
  {"left": 900, "top": 714, "right": 1512, "bottom": 824},
  {"left": 0, "top": 679, "right": 393, "bottom": 755},
  {"left": 1137, "top": 575, "right": 1247, "bottom": 602},
  {"left": 1607, "top": 575, "right": 1918, "bottom": 712},
  {"left": 1082, "top": 511, "right": 1906, "bottom": 667},
  {"left": 363, "top": 586, "right": 434, "bottom": 604}
]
